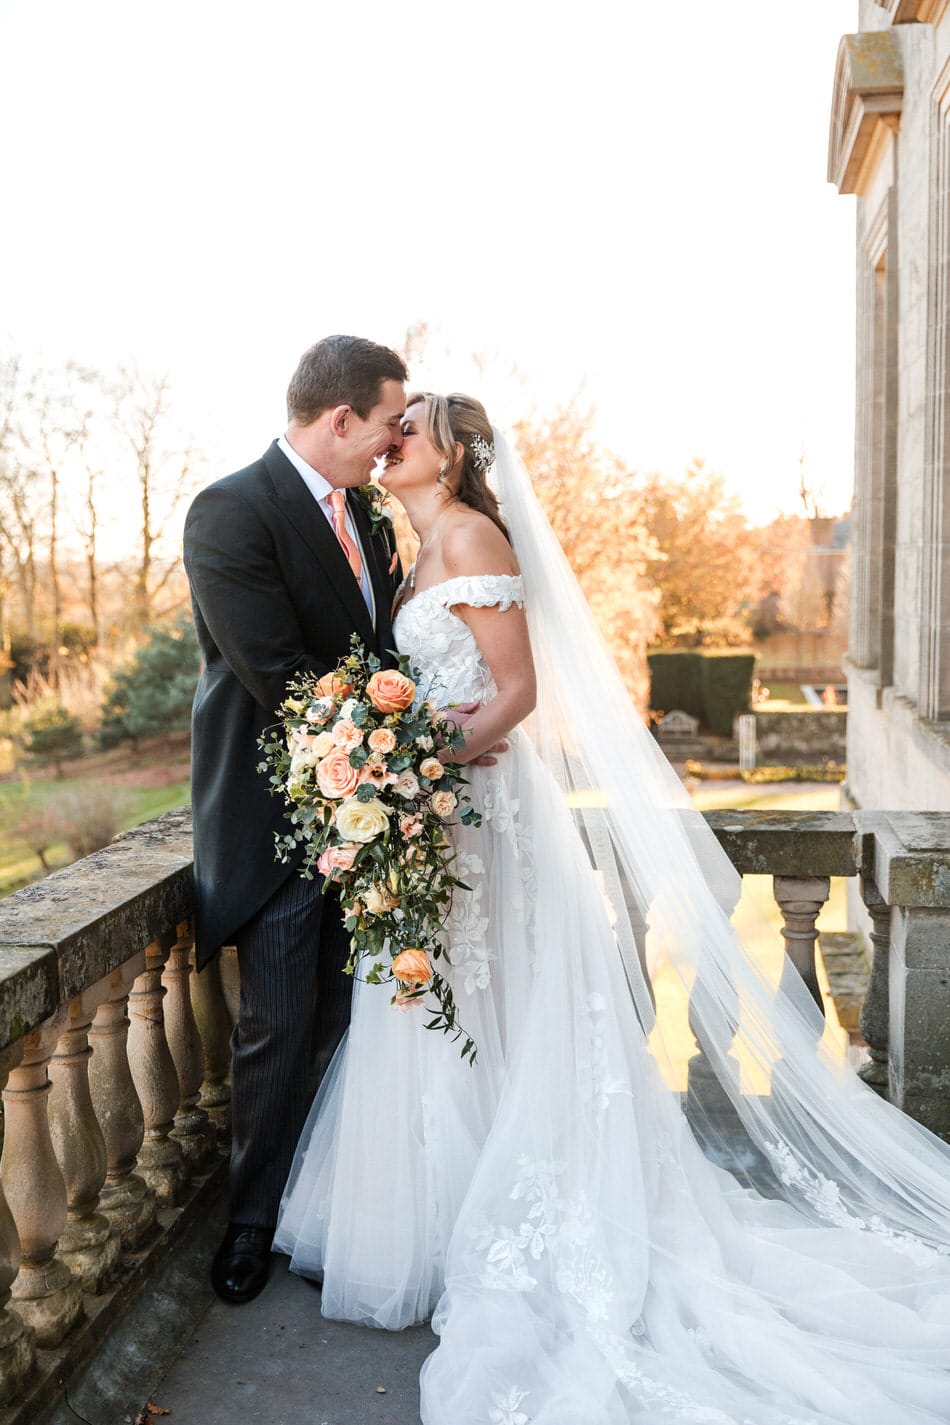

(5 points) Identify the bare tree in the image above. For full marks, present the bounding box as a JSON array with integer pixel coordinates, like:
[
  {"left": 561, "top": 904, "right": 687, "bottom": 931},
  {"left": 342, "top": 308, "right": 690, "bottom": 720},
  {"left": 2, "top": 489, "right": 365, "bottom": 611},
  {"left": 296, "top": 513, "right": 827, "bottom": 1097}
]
[
  {"left": 0, "top": 359, "right": 41, "bottom": 645},
  {"left": 111, "top": 366, "right": 199, "bottom": 628},
  {"left": 26, "top": 364, "right": 98, "bottom": 683}
]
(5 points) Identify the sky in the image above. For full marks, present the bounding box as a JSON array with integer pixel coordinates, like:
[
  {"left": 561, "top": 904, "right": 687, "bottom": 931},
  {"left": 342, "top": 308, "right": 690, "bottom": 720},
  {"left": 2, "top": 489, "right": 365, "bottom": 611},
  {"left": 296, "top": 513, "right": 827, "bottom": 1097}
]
[{"left": 0, "top": 0, "right": 859, "bottom": 527}]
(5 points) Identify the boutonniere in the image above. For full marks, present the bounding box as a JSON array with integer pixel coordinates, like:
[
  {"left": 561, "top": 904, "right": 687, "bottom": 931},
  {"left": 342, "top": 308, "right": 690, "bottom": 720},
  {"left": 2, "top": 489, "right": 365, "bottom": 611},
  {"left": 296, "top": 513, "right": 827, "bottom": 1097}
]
[{"left": 355, "top": 471, "right": 394, "bottom": 537}]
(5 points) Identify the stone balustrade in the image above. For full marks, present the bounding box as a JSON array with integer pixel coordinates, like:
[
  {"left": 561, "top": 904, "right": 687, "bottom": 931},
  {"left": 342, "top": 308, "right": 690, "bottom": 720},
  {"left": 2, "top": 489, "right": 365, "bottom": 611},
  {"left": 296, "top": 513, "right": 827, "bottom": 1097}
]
[
  {"left": 1, "top": 805, "right": 950, "bottom": 1416},
  {"left": 0, "top": 809, "right": 234, "bottom": 1420}
]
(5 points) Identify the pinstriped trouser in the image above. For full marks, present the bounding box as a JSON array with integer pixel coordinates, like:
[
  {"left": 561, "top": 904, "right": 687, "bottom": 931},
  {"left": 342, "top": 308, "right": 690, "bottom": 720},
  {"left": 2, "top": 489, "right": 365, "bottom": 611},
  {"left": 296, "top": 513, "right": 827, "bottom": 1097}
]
[{"left": 229, "top": 871, "right": 353, "bottom": 1229}]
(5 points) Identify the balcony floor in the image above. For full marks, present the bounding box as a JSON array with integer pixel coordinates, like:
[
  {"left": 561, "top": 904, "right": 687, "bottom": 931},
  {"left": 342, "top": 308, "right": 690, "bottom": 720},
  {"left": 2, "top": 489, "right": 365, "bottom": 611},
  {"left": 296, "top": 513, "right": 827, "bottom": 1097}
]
[{"left": 47, "top": 1192, "right": 435, "bottom": 1425}]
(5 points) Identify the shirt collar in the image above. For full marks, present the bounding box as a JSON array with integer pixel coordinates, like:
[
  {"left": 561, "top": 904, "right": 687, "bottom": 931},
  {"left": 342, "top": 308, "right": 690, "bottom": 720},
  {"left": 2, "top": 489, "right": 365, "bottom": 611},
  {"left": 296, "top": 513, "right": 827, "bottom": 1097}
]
[{"left": 277, "top": 433, "right": 335, "bottom": 505}]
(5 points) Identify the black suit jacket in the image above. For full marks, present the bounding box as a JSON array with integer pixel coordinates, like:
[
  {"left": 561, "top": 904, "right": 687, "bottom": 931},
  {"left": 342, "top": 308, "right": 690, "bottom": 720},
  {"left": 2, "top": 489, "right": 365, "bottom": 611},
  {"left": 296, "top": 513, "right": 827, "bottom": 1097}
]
[{"left": 183, "top": 441, "right": 401, "bottom": 969}]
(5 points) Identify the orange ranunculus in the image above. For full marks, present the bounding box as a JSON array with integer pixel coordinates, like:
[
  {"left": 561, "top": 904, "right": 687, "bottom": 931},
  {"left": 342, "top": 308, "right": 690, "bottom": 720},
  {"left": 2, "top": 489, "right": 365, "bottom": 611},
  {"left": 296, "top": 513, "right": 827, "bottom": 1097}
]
[
  {"left": 316, "top": 746, "right": 361, "bottom": 799},
  {"left": 331, "top": 718, "right": 364, "bottom": 751},
  {"left": 368, "top": 726, "right": 397, "bottom": 754},
  {"left": 314, "top": 670, "right": 354, "bottom": 699},
  {"left": 391, "top": 948, "right": 435, "bottom": 985},
  {"left": 366, "top": 669, "right": 416, "bottom": 713}
]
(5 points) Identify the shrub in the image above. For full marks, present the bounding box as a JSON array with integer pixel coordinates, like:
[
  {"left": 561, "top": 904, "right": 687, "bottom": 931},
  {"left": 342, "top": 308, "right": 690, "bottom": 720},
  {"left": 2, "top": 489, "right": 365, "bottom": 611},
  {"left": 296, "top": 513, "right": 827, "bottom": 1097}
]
[
  {"left": 53, "top": 783, "right": 130, "bottom": 857},
  {"left": 22, "top": 700, "right": 84, "bottom": 776},
  {"left": 99, "top": 616, "right": 200, "bottom": 748},
  {"left": 646, "top": 652, "right": 704, "bottom": 720},
  {"left": 700, "top": 652, "right": 756, "bottom": 736},
  {"left": 648, "top": 650, "right": 756, "bottom": 734}
]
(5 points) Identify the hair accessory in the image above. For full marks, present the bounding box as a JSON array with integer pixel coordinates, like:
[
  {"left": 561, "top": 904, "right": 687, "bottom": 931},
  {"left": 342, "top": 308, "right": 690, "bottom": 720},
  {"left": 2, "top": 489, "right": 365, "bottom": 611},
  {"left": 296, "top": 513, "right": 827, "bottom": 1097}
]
[{"left": 470, "top": 433, "right": 496, "bottom": 473}]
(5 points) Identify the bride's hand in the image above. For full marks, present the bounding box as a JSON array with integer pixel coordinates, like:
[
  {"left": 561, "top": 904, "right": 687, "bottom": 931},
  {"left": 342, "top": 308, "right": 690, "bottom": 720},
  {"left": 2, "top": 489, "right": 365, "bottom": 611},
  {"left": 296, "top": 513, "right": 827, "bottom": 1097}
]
[{"left": 439, "top": 702, "right": 509, "bottom": 767}]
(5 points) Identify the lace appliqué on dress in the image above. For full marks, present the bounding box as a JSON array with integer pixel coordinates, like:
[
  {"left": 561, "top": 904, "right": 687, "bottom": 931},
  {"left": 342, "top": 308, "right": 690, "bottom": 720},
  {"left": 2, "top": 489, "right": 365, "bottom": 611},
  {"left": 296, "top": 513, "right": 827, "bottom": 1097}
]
[
  {"left": 767, "top": 1140, "right": 950, "bottom": 1266},
  {"left": 442, "top": 852, "right": 494, "bottom": 995}
]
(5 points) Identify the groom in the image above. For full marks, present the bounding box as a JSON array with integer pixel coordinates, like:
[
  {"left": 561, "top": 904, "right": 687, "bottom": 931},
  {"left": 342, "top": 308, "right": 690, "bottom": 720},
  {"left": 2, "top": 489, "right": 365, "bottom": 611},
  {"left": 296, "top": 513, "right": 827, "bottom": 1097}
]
[{"left": 184, "top": 335, "right": 408, "bottom": 1303}]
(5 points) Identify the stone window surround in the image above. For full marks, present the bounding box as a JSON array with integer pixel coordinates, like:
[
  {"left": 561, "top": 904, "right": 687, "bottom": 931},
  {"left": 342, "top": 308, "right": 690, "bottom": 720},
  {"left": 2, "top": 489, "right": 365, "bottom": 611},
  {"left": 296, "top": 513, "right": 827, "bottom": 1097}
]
[
  {"left": 874, "top": 0, "right": 950, "bottom": 23},
  {"left": 851, "top": 199, "right": 898, "bottom": 684},
  {"left": 919, "top": 54, "right": 950, "bottom": 719}
]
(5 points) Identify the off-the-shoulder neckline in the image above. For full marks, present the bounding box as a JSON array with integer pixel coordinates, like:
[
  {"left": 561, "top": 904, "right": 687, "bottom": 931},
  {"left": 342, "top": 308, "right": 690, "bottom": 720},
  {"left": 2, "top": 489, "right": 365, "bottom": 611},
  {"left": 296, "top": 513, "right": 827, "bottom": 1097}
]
[{"left": 398, "top": 571, "right": 523, "bottom": 613}]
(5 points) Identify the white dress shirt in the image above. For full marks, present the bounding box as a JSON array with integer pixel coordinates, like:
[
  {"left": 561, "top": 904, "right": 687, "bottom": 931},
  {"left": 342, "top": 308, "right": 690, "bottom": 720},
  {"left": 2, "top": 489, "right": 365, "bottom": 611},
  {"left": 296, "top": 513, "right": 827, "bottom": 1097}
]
[{"left": 277, "top": 434, "right": 375, "bottom": 621}]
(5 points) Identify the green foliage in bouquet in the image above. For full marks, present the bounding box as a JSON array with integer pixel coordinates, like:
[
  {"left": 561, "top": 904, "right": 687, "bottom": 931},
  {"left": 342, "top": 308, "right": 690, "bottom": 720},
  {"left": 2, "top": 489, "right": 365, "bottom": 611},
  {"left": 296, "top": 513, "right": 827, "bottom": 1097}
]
[{"left": 258, "top": 636, "right": 483, "bottom": 1061}]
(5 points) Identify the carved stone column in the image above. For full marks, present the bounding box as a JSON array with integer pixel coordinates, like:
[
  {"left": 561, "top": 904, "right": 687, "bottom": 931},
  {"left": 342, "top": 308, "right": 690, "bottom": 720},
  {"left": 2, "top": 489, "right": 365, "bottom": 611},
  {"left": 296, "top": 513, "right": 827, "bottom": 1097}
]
[
  {"left": 191, "top": 953, "right": 233, "bottom": 1139},
  {"left": 48, "top": 986, "right": 121, "bottom": 1293},
  {"left": 88, "top": 954, "right": 156, "bottom": 1247},
  {"left": 127, "top": 940, "right": 187, "bottom": 1206},
  {"left": 1, "top": 1018, "right": 83, "bottom": 1347},
  {"left": 0, "top": 1043, "right": 35, "bottom": 1407},
  {"left": 858, "top": 879, "right": 891, "bottom": 1095},
  {"left": 163, "top": 922, "right": 217, "bottom": 1170},
  {"left": 773, "top": 876, "right": 830, "bottom": 1020},
  {"left": 218, "top": 945, "right": 241, "bottom": 1026}
]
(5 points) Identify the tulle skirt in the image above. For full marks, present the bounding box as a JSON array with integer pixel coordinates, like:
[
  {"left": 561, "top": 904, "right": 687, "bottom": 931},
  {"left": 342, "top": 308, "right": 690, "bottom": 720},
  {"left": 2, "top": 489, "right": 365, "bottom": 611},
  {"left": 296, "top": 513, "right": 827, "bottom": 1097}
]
[{"left": 274, "top": 731, "right": 950, "bottom": 1425}]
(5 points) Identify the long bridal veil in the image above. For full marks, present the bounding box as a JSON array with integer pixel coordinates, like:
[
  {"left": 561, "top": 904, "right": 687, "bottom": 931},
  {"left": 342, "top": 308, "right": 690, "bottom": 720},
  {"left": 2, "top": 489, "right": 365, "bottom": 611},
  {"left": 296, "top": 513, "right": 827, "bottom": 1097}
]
[{"left": 418, "top": 428, "right": 950, "bottom": 1425}]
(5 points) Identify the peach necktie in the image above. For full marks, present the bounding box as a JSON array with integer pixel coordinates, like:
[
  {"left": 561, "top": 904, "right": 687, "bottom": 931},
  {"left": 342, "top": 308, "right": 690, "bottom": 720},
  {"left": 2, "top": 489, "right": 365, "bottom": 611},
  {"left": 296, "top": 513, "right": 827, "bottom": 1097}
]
[{"left": 328, "top": 489, "right": 363, "bottom": 582}]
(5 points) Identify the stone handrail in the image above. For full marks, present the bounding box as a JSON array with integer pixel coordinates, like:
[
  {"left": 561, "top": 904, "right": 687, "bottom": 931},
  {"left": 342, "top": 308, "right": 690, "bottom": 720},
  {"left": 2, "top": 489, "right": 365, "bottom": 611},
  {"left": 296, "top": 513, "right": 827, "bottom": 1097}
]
[{"left": 2, "top": 805, "right": 950, "bottom": 1415}]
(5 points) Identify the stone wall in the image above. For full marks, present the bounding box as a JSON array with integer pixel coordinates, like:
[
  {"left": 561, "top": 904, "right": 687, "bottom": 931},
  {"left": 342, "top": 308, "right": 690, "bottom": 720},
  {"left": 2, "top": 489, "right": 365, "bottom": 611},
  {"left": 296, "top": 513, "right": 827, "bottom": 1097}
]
[
  {"left": 752, "top": 708, "right": 847, "bottom": 762},
  {"left": 836, "top": 6, "right": 950, "bottom": 812}
]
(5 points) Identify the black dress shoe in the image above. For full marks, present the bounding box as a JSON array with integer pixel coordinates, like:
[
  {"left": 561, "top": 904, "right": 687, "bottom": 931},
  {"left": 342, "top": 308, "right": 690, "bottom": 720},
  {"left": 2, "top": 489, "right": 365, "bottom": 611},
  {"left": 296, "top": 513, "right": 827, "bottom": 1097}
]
[{"left": 211, "top": 1223, "right": 273, "bottom": 1304}]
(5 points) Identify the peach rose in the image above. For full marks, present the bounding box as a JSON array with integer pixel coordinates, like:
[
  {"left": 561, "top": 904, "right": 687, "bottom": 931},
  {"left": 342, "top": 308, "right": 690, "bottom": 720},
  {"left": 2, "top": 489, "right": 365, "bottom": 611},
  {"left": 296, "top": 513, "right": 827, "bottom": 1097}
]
[
  {"left": 314, "top": 670, "right": 354, "bottom": 699},
  {"left": 316, "top": 843, "right": 359, "bottom": 877},
  {"left": 419, "top": 757, "right": 444, "bottom": 782},
  {"left": 332, "top": 718, "right": 364, "bottom": 751},
  {"left": 391, "top": 948, "right": 435, "bottom": 985},
  {"left": 368, "top": 727, "right": 397, "bottom": 755},
  {"left": 316, "top": 747, "right": 361, "bottom": 799},
  {"left": 431, "top": 790, "right": 458, "bottom": 819},
  {"left": 366, "top": 669, "right": 416, "bottom": 713}
]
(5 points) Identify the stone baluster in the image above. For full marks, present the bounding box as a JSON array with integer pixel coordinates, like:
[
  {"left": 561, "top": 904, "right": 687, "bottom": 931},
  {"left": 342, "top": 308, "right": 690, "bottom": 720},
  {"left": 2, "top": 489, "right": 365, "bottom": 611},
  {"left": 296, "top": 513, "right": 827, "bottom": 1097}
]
[
  {"left": 773, "top": 876, "right": 830, "bottom": 1020},
  {"left": 47, "top": 985, "right": 121, "bottom": 1293},
  {"left": 127, "top": 940, "right": 187, "bottom": 1206},
  {"left": 1, "top": 1016, "right": 83, "bottom": 1347},
  {"left": 89, "top": 954, "right": 156, "bottom": 1247},
  {"left": 191, "top": 952, "right": 233, "bottom": 1140},
  {"left": 857, "top": 878, "right": 891, "bottom": 1095},
  {"left": 0, "top": 1043, "right": 35, "bottom": 1407},
  {"left": 162, "top": 921, "right": 217, "bottom": 1170},
  {"left": 218, "top": 945, "right": 241, "bottom": 1026}
]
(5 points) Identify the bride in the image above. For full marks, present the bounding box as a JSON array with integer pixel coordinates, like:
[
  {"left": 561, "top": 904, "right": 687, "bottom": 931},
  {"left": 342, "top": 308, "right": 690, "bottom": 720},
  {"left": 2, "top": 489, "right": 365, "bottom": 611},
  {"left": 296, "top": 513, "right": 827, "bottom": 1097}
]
[{"left": 274, "top": 392, "right": 950, "bottom": 1424}]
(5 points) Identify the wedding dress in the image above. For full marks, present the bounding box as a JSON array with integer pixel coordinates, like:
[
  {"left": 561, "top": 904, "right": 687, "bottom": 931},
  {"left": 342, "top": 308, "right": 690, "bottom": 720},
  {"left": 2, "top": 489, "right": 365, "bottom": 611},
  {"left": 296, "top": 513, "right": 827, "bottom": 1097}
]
[{"left": 274, "top": 432, "right": 950, "bottom": 1424}]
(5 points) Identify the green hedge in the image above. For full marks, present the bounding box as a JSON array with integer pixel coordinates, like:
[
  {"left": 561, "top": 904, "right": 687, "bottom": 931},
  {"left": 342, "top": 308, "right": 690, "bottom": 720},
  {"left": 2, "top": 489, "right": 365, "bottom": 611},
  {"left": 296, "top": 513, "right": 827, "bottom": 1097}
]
[
  {"left": 646, "top": 652, "right": 704, "bottom": 722},
  {"left": 700, "top": 651, "right": 756, "bottom": 735},
  {"left": 648, "top": 650, "right": 755, "bottom": 735}
]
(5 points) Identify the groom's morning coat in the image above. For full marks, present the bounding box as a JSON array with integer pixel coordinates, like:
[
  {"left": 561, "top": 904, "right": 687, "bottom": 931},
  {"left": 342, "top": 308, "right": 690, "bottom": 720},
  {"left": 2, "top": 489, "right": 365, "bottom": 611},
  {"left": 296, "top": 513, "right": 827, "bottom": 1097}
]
[{"left": 183, "top": 441, "right": 401, "bottom": 969}]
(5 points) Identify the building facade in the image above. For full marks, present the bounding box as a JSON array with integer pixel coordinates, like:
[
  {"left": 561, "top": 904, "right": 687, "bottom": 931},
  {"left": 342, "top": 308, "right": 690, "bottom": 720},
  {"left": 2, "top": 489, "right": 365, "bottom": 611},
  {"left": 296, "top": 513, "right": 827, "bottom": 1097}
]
[{"left": 832, "top": 0, "right": 950, "bottom": 807}]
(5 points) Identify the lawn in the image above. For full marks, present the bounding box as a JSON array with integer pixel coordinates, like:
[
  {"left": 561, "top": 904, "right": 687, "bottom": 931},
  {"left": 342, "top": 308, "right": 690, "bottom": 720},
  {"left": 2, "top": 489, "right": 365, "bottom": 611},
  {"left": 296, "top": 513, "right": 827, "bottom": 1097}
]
[{"left": 0, "top": 741, "right": 190, "bottom": 898}]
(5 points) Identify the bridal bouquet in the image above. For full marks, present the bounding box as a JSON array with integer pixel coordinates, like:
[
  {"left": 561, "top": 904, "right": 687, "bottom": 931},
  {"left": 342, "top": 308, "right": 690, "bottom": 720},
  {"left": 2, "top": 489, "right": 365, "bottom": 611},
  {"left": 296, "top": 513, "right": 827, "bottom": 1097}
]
[{"left": 258, "top": 636, "right": 482, "bottom": 1060}]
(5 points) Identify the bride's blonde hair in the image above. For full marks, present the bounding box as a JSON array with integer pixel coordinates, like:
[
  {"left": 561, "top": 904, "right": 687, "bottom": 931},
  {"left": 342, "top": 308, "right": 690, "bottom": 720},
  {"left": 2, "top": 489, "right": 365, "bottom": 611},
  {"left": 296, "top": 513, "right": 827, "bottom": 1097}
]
[{"left": 407, "top": 391, "right": 510, "bottom": 541}]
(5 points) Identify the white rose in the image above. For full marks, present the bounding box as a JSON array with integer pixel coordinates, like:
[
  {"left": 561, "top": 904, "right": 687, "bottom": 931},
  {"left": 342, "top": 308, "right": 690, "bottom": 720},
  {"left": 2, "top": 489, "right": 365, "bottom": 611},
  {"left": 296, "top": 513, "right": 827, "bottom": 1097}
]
[
  {"left": 394, "top": 769, "right": 420, "bottom": 799},
  {"left": 290, "top": 745, "right": 317, "bottom": 774},
  {"left": 335, "top": 796, "right": 391, "bottom": 843},
  {"left": 339, "top": 697, "right": 359, "bottom": 719},
  {"left": 415, "top": 735, "right": 434, "bottom": 752}
]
